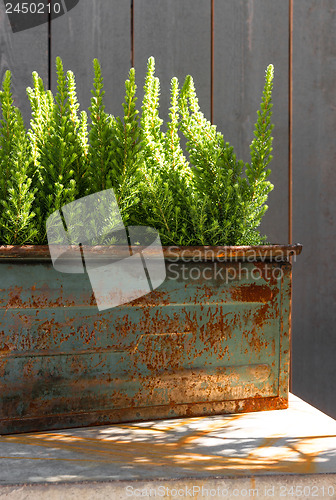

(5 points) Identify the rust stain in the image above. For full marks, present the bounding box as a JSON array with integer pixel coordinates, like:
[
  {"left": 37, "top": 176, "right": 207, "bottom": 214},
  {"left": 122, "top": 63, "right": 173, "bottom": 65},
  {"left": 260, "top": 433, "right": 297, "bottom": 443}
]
[
  {"left": 231, "top": 284, "right": 273, "bottom": 303},
  {"left": 0, "top": 248, "right": 295, "bottom": 434},
  {"left": 0, "top": 244, "right": 303, "bottom": 261}
]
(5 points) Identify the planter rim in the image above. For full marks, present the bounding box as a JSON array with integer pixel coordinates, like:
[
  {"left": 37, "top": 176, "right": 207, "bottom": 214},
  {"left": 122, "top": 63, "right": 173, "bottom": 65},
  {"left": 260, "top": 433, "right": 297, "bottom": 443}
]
[{"left": 0, "top": 244, "right": 302, "bottom": 261}]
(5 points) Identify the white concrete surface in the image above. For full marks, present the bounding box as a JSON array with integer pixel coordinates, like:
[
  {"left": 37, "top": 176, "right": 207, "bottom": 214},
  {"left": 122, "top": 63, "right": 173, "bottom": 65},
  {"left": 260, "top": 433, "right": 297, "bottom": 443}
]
[{"left": 0, "top": 394, "right": 335, "bottom": 498}]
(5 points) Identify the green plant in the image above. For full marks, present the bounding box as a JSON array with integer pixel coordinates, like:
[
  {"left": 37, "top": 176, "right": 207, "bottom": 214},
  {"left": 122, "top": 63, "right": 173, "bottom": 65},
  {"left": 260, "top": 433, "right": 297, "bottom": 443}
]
[
  {"left": 26, "top": 57, "right": 89, "bottom": 241},
  {"left": 0, "top": 57, "right": 274, "bottom": 246},
  {"left": 131, "top": 57, "right": 274, "bottom": 245},
  {"left": 136, "top": 58, "right": 197, "bottom": 245},
  {"left": 0, "top": 71, "right": 36, "bottom": 244},
  {"left": 88, "top": 60, "right": 142, "bottom": 226}
]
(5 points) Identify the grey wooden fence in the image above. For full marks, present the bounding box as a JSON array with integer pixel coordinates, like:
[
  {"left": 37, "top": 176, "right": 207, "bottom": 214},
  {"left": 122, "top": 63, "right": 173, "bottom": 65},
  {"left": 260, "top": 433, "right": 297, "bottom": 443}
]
[{"left": 0, "top": 0, "right": 335, "bottom": 417}]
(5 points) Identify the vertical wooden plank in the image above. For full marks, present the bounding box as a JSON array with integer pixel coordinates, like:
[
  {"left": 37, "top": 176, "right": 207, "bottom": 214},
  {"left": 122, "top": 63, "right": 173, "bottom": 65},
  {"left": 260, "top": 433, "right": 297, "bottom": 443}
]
[
  {"left": 292, "top": 0, "right": 336, "bottom": 418},
  {"left": 214, "top": 0, "right": 289, "bottom": 244},
  {"left": 134, "top": 0, "right": 211, "bottom": 124},
  {"left": 51, "top": 0, "right": 131, "bottom": 116},
  {"left": 0, "top": 4, "right": 48, "bottom": 124}
]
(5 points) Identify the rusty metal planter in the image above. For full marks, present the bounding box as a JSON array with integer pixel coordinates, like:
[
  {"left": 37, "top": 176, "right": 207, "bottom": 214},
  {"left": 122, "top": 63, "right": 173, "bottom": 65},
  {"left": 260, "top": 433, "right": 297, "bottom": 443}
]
[{"left": 0, "top": 244, "right": 302, "bottom": 434}]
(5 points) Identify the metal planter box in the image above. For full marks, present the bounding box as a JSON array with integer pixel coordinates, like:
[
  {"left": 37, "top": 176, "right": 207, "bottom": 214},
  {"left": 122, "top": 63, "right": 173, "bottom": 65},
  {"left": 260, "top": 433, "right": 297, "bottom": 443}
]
[{"left": 0, "top": 244, "right": 302, "bottom": 434}]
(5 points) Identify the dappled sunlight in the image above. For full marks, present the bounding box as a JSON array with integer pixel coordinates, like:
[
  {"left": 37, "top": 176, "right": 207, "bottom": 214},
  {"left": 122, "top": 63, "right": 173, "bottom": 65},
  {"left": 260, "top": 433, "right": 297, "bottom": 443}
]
[{"left": 1, "top": 410, "right": 336, "bottom": 480}]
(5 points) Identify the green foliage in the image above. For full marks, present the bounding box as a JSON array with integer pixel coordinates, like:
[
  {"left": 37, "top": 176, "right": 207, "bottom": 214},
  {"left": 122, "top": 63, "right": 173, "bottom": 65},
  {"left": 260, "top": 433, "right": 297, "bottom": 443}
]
[
  {"left": 179, "top": 74, "right": 246, "bottom": 245},
  {"left": 0, "top": 57, "right": 275, "bottom": 246},
  {"left": 88, "top": 60, "right": 142, "bottom": 225},
  {"left": 138, "top": 57, "right": 196, "bottom": 245},
  {"left": 88, "top": 58, "right": 115, "bottom": 193},
  {"left": 0, "top": 71, "right": 37, "bottom": 244},
  {"left": 136, "top": 59, "right": 274, "bottom": 245},
  {"left": 243, "top": 64, "right": 274, "bottom": 243},
  {"left": 26, "top": 57, "right": 89, "bottom": 242}
]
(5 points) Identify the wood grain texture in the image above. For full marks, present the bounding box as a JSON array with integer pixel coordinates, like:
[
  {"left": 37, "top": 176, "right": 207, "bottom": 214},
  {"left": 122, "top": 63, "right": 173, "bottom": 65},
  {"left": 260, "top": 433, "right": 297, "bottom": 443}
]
[
  {"left": 50, "top": 0, "right": 131, "bottom": 117},
  {"left": 214, "top": 0, "right": 289, "bottom": 244},
  {"left": 134, "top": 0, "right": 211, "bottom": 125},
  {"left": 292, "top": 0, "right": 336, "bottom": 418},
  {"left": 0, "top": 3, "right": 48, "bottom": 124}
]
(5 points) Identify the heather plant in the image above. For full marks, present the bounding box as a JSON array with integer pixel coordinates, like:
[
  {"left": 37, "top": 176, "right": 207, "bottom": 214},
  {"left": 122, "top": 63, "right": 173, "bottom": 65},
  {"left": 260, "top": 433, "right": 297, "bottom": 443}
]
[
  {"left": 88, "top": 60, "right": 142, "bottom": 226},
  {"left": 0, "top": 71, "right": 36, "bottom": 244},
  {"left": 137, "top": 58, "right": 197, "bottom": 245},
  {"left": 0, "top": 57, "right": 274, "bottom": 246},
  {"left": 135, "top": 57, "right": 274, "bottom": 245},
  {"left": 177, "top": 64, "right": 274, "bottom": 245},
  {"left": 26, "top": 57, "right": 89, "bottom": 242}
]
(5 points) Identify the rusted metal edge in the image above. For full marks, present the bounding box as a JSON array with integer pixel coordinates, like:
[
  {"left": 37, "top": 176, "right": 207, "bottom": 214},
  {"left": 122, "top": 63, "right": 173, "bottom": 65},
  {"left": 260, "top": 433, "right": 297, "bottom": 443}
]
[
  {"left": 0, "top": 244, "right": 302, "bottom": 261},
  {"left": 0, "top": 396, "right": 288, "bottom": 435},
  {"left": 279, "top": 262, "right": 292, "bottom": 398}
]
